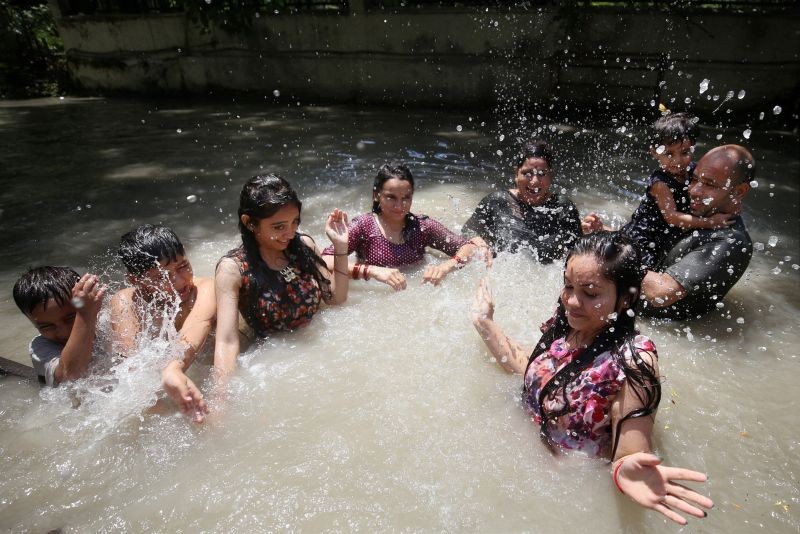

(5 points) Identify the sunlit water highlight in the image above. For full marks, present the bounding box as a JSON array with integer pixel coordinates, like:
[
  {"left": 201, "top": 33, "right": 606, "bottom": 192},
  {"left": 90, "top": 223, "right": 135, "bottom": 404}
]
[{"left": 0, "top": 98, "right": 798, "bottom": 532}]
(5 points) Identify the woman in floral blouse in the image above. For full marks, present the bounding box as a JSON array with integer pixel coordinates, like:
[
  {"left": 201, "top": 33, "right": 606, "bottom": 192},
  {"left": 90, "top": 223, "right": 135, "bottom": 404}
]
[
  {"left": 212, "top": 174, "right": 350, "bottom": 397},
  {"left": 471, "top": 232, "right": 713, "bottom": 525}
]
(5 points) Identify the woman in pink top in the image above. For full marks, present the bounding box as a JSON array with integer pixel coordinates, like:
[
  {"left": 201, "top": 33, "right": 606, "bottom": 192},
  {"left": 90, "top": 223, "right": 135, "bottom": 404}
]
[
  {"left": 323, "top": 163, "right": 482, "bottom": 290},
  {"left": 472, "top": 232, "right": 713, "bottom": 526}
]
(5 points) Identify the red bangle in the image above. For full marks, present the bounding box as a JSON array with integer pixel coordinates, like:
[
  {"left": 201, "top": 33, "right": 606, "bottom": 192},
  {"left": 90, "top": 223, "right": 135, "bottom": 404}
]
[
  {"left": 359, "top": 263, "right": 367, "bottom": 280},
  {"left": 612, "top": 458, "right": 625, "bottom": 494},
  {"left": 351, "top": 264, "right": 360, "bottom": 280},
  {"left": 364, "top": 265, "right": 371, "bottom": 281}
]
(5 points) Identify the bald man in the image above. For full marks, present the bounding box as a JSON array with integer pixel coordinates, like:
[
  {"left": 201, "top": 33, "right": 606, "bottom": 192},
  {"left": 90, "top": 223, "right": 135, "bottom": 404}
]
[{"left": 640, "top": 145, "right": 754, "bottom": 319}]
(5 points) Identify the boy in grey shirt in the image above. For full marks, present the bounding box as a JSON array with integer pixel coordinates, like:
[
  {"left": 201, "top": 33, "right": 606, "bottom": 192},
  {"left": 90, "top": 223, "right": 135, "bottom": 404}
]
[{"left": 13, "top": 266, "right": 106, "bottom": 386}]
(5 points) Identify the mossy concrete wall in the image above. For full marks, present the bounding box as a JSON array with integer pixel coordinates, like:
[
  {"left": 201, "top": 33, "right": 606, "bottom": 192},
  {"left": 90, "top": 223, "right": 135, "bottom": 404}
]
[{"left": 51, "top": 3, "right": 800, "bottom": 114}]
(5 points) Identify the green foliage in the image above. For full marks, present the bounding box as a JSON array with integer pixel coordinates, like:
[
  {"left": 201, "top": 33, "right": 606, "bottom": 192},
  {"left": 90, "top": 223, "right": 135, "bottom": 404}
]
[{"left": 0, "top": 0, "right": 67, "bottom": 97}]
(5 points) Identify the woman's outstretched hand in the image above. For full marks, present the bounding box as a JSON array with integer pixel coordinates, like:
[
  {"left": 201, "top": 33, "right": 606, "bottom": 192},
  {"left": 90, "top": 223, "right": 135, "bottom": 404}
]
[
  {"left": 371, "top": 266, "right": 407, "bottom": 291},
  {"left": 470, "top": 277, "right": 495, "bottom": 324},
  {"left": 325, "top": 209, "right": 349, "bottom": 250},
  {"left": 614, "top": 452, "right": 713, "bottom": 525}
]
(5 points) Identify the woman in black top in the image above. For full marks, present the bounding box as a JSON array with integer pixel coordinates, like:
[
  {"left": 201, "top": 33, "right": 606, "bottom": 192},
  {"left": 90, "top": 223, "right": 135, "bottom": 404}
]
[{"left": 463, "top": 139, "right": 582, "bottom": 263}]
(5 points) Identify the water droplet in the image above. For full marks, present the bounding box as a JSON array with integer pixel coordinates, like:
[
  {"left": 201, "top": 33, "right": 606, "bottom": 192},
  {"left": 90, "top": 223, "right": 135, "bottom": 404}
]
[
  {"left": 699, "top": 79, "right": 709, "bottom": 94},
  {"left": 273, "top": 89, "right": 280, "bottom": 97},
  {"left": 655, "top": 144, "right": 666, "bottom": 154},
  {"left": 772, "top": 266, "right": 782, "bottom": 275},
  {"left": 626, "top": 309, "right": 635, "bottom": 317},
  {"left": 742, "top": 129, "right": 751, "bottom": 139},
  {"left": 772, "top": 105, "right": 782, "bottom": 115},
  {"left": 736, "top": 317, "right": 745, "bottom": 324},
  {"left": 496, "top": 150, "right": 503, "bottom": 156},
  {"left": 716, "top": 133, "right": 723, "bottom": 140},
  {"left": 499, "top": 134, "right": 505, "bottom": 142},
  {"left": 759, "top": 112, "right": 765, "bottom": 120},
  {"left": 716, "top": 302, "right": 724, "bottom": 309},
  {"left": 768, "top": 236, "right": 778, "bottom": 247},
  {"left": 737, "top": 89, "right": 746, "bottom": 99},
  {"left": 176, "top": 128, "right": 182, "bottom": 133},
  {"left": 186, "top": 194, "right": 198, "bottom": 203},
  {"left": 71, "top": 297, "right": 85, "bottom": 309},
  {"left": 456, "top": 125, "right": 463, "bottom": 132},
  {"left": 754, "top": 242, "right": 765, "bottom": 251},
  {"left": 750, "top": 180, "right": 758, "bottom": 188}
]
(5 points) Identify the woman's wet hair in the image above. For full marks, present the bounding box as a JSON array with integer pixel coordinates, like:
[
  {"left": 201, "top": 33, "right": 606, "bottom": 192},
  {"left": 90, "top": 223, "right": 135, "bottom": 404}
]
[
  {"left": 651, "top": 111, "right": 699, "bottom": 147},
  {"left": 514, "top": 138, "right": 554, "bottom": 170},
  {"left": 232, "top": 174, "right": 329, "bottom": 307},
  {"left": 13, "top": 266, "right": 81, "bottom": 316},
  {"left": 371, "top": 162, "right": 418, "bottom": 236},
  {"left": 371, "top": 162, "right": 414, "bottom": 214},
  {"left": 118, "top": 224, "right": 185, "bottom": 276},
  {"left": 524, "top": 232, "right": 661, "bottom": 459}
]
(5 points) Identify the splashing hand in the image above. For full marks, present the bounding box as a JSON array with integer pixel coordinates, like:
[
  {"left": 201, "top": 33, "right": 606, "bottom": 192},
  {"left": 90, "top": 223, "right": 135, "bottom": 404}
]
[
  {"left": 325, "top": 208, "right": 349, "bottom": 250},
  {"left": 371, "top": 266, "right": 407, "bottom": 291},
  {"left": 471, "top": 277, "right": 495, "bottom": 323},
  {"left": 162, "top": 363, "right": 209, "bottom": 423},
  {"left": 615, "top": 452, "right": 713, "bottom": 525},
  {"left": 581, "top": 212, "right": 604, "bottom": 235},
  {"left": 72, "top": 274, "right": 108, "bottom": 319},
  {"left": 422, "top": 262, "right": 451, "bottom": 286}
]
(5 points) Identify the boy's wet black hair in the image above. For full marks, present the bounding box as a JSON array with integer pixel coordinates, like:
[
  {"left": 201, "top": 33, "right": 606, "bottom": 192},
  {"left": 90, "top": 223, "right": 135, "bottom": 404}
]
[
  {"left": 118, "top": 224, "right": 185, "bottom": 276},
  {"left": 650, "top": 111, "right": 699, "bottom": 147},
  {"left": 13, "top": 266, "right": 81, "bottom": 316},
  {"left": 514, "top": 138, "right": 554, "bottom": 170}
]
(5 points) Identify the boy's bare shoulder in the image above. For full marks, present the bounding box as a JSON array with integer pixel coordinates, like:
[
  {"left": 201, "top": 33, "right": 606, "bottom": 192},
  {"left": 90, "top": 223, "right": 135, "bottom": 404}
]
[{"left": 110, "top": 286, "right": 136, "bottom": 306}]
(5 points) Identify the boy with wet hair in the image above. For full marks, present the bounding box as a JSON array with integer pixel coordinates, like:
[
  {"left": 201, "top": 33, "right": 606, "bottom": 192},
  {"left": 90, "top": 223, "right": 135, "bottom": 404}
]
[
  {"left": 585, "top": 111, "right": 735, "bottom": 269},
  {"left": 13, "top": 266, "right": 106, "bottom": 387},
  {"left": 111, "top": 224, "right": 215, "bottom": 422}
]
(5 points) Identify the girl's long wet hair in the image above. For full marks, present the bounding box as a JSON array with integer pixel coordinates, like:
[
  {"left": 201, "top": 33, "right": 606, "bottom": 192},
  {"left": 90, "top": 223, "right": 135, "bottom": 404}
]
[
  {"left": 523, "top": 232, "right": 661, "bottom": 459},
  {"left": 234, "top": 174, "right": 330, "bottom": 298},
  {"left": 371, "top": 162, "right": 418, "bottom": 238}
]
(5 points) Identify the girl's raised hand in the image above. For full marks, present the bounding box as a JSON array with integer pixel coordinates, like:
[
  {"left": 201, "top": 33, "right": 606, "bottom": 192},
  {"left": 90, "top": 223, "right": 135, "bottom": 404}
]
[
  {"left": 470, "top": 277, "right": 495, "bottom": 323},
  {"left": 614, "top": 452, "right": 713, "bottom": 525},
  {"left": 325, "top": 209, "right": 349, "bottom": 249}
]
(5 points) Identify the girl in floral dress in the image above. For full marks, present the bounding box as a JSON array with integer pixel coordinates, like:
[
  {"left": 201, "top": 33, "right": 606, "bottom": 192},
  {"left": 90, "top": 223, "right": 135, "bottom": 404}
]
[
  {"left": 212, "top": 174, "right": 350, "bottom": 397},
  {"left": 471, "top": 232, "right": 713, "bottom": 525}
]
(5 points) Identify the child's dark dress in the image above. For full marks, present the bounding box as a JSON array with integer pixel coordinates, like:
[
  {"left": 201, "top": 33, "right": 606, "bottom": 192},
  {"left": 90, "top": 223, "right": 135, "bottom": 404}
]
[{"left": 621, "top": 165, "right": 694, "bottom": 269}]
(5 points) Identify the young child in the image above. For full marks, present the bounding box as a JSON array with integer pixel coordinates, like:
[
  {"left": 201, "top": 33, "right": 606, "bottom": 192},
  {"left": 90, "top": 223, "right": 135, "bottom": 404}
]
[
  {"left": 599, "top": 112, "right": 734, "bottom": 269},
  {"left": 110, "top": 225, "right": 215, "bottom": 422},
  {"left": 13, "top": 266, "right": 106, "bottom": 387}
]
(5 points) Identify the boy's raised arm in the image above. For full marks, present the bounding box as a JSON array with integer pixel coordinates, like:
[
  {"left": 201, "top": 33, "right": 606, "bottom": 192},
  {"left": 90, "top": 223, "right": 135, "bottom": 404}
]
[
  {"left": 109, "top": 288, "right": 140, "bottom": 357},
  {"left": 56, "top": 274, "right": 106, "bottom": 383}
]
